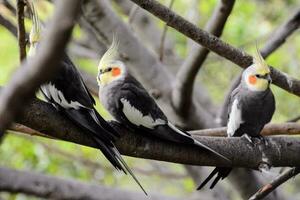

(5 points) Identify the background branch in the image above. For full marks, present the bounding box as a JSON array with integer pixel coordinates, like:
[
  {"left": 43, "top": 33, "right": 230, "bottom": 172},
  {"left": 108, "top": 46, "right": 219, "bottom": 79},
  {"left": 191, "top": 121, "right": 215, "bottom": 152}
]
[
  {"left": 172, "top": 0, "right": 235, "bottom": 115},
  {"left": 249, "top": 167, "right": 300, "bottom": 200},
  {"left": 16, "top": 0, "right": 26, "bottom": 61},
  {"left": 0, "top": 167, "right": 179, "bottom": 200},
  {"left": 0, "top": 0, "right": 81, "bottom": 136},
  {"left": 0, "top": 13, "right": 18, "bottom": 37}
]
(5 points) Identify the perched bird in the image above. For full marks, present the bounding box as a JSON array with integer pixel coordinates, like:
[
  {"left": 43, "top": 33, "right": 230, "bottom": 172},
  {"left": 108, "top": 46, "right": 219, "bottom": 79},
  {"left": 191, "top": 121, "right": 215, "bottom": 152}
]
[
  {"left": 97, "top": 39, "right": 229, "bottom": 162},
  {"left": 27, "top": 2, "right": 146, "bottom": 194},
  {"left": 197, "top": 49, "right": 275, "bottom": 190}
]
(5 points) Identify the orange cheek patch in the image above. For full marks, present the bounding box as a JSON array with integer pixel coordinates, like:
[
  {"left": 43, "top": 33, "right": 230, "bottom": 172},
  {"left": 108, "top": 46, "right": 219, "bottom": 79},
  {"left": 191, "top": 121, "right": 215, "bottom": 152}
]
[
  {"left": 248, "top": 75, "right": 257, "bottom": 85},
  {"left": 112, "top": 67, "right": 121, "bottom": 77}
]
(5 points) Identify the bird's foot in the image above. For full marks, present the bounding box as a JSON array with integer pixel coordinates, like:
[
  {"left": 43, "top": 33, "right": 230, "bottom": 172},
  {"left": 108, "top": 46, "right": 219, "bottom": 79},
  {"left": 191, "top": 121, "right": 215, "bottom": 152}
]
[
  {"left": 257, "top": 135, "right": 268, "bottom": 146},
  {"left": 242, "top": 134, "right": 255, "bottom": 147}
]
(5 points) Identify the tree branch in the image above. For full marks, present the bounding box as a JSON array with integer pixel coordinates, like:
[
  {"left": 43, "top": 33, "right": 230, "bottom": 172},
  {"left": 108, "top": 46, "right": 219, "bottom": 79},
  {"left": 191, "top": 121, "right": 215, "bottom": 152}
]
[
  {"left": 0, "top": 167, "right": 179, "bottom": 200},
  {"left": 159, "top": 0, "right": 174, "bottom": 62},
  {"left": 191, "top": 123, "right": 300, "bottom": 137},
  {"left": 172, "top": 0, "right": 235, "bottom": 115},
  {"left": 0, "top": 0, "right": 81, "bottom": 136},
  {"left": 249, "top": 167, "right": 300, "bottom": 200},
  {"left": 261, "top": 9, "right": 300, "bottom": 57},
  {"left": 1, "top": 0, "right": 16, "bottom": 14},
  {"left": 16, "top": 0, "right": 26, "bottom": 61},
  {"left": 0, "top": 13, "right": 18, "bottom": 37},
  {"left": 129, "top": 0, "right": 300, "bottom": 97},
  {"left": 10, "top": 97, "right": 300, "bottom": 168}
]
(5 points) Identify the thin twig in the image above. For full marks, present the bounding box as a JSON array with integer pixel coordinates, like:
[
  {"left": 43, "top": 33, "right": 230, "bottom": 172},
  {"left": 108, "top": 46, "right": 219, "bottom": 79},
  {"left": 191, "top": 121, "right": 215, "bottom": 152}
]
[
  {"left": 129, "top": 0, "right": 300, "bottom": 98},
  {"left": 10, "top": 123, "right": 52, "bottom": 138},
  {"left": 249, "top": 167, "right": 300, "bottom": 200},
  {"left": 172, "top": 0, "right": 235, "bottom": 115},
  {"left": 0, "top": 0, "right": 81, "bottom": 137},
  {"left": 287, "top": 115, "right": 300, "bottom": 122},
  {"left": 159, "top": 0, "right": 175, "bottom": 61},
  {"left": 16, "top": 0, "right": 27, "bottom": 61},
  {"left": 191, "top": 123, "right": 300, "bottom": 137}
]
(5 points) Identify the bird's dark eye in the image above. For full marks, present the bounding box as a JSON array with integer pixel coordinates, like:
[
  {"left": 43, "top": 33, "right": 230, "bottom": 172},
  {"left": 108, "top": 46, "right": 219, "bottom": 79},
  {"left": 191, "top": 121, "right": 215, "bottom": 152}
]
[
  {"left": 255, "top": 74, "right": 261, "bottom": 78},
  {"left": 107, "top": 67, "right": 112, "bottom": 72},
  {"left": 99, "top": 69, "right": 103, "bottom": 74}
]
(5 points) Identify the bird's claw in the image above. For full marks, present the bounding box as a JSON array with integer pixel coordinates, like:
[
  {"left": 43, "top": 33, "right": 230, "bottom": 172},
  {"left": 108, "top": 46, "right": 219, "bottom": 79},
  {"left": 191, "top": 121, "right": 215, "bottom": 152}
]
[
  {"left": 243, "top": 134, "right": 255, "bottom": 147},
  {"left": 255, "top": 135, "right": 269, "bottom": 146}
]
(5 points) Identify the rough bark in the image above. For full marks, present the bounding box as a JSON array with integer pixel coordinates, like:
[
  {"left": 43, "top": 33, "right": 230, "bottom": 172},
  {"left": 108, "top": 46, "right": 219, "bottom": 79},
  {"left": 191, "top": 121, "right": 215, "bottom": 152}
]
[{"left": 10, "top": 97, "right": 300, "bottom": 168}]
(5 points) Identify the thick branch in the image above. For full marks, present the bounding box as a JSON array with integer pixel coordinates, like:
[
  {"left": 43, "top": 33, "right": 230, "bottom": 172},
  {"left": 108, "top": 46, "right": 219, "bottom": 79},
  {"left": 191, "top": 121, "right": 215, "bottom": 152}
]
[
  {"left": 11, "top": 97, "right": 300, "bottom": 168},
  {"left": 249, "top": 167, "right": 300, "bottom": 200},
  {"left": 172, "top": 0, "right": 235, "bottom": 115},
  {"left": 0, "top": 167, "right": 179, "bottom": 200},
  {"left": 16, "top": 0, "right": 26, "bottom": 61},
  {"left": 129, "top": 0, "right": 300, "bottom": 97},
  {"left": 0, "top": 0, "right": 81, "bottom": 136}
]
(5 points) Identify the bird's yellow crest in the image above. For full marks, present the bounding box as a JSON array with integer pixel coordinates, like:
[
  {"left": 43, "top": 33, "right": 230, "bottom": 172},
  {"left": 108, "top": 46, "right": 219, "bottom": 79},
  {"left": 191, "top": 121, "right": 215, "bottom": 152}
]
[
  {"left": 98, "top": 37, "right": 119, "bottom": 71},
  {"left": 243, "top": 47, "right": 271, "bottom": 91},
  {"left": 253, "top": 47, "right": 270, "bottom": 75},
  {"left": 97, "top": 37, "right": 123, "bottom": 85}
]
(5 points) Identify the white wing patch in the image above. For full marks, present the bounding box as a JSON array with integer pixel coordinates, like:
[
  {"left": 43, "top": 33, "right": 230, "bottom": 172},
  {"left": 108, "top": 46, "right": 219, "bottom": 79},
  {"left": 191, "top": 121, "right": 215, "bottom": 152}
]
[
  {"left": 120, "top": 98, "right": 166, "bottom": 129},
  {"left": 41, "top": 84, "right": 84, "bottom": 109},
  {"left": 227, "top": 99, "right": 243, "bottom": 137}
]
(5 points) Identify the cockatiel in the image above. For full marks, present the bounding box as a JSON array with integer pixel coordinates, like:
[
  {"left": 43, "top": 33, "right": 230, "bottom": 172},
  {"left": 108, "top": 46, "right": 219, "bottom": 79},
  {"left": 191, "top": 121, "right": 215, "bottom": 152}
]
[
  {"left": 97, "top": 39, "right": 228, "bottom": 162},
  {"left": 197, "top": 50, "right": 275, "bottom": 190},
  {"left": 27, "top": 2, "right": 146, "bottom": 194}
]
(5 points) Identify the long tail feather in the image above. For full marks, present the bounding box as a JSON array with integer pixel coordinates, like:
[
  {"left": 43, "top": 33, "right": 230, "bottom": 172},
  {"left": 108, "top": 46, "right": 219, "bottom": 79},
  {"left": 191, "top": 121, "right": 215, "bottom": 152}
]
[
  {"left": 193, "top": 140, "right": 230, "bottom": 162},
  {"left": 197, "top": 168, "right": 219, "bottom": 190},
  {"left": 167, "top": 122, "right": 229, "bottom": 162},
  {"left": 112, "top": 147, "right": 148, "bottom": 195},
  {"left": 92, "top": 136, "right": 147, "bottom": 195},
  {"left": 197, "top": 167, "right": 232, "bottom": 190}
]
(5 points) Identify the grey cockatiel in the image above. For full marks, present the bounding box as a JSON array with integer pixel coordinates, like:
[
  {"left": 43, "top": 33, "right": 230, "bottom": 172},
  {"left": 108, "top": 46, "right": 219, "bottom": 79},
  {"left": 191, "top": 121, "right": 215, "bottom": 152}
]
[
  {"left": 27, "top": 2, "right": 146, "bottom": 195},
  {"left": 197, "top": 50, "right": 275, "bottom": 190},
  {"left": 97, "top": 40, "right": 229, "bottom": 162}
]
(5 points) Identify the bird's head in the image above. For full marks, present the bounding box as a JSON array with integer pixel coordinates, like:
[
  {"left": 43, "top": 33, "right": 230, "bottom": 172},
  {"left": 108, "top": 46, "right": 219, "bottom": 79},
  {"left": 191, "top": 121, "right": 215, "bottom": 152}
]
[
  {"left": 242, "top": 49, "right": 272, "bottom": 92},
  {"left": 28, "top": 0, "right": 41, "bottom": 56},
  {"left": 97, "top": 38, "right": 126, "bottom": 86}
]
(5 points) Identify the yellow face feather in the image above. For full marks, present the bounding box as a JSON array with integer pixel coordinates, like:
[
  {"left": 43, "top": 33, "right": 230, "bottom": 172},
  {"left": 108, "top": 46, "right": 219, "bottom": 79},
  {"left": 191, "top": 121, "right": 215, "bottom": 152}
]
[
  {"left": 244, "top": 48, "right": 271, "bottom": 91},
  {"left": 97, "top": 37, "right": 122, "bottom": 86}
]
